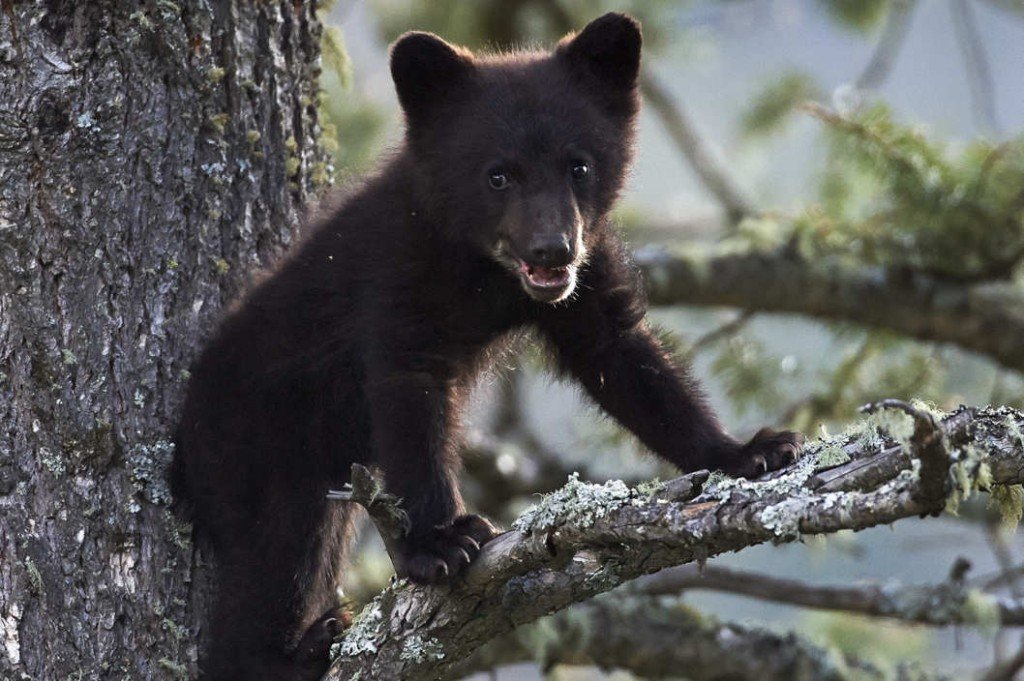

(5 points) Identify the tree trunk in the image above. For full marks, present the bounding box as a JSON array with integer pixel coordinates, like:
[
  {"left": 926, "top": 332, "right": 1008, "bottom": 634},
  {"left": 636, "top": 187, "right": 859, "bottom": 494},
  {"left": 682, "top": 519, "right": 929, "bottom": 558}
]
[{"left": 0, "top": 1, "right": 326, "bottom": 677}]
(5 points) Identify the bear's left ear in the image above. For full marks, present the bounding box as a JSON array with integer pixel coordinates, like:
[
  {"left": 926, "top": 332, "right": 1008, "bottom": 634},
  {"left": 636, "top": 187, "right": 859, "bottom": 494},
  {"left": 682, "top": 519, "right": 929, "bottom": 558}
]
[
  {"left": 558, "top": 13, "right": 642, "bottom": 98},
  {"left": 390, "top": 32, "right": 475, "bottom": 127}
]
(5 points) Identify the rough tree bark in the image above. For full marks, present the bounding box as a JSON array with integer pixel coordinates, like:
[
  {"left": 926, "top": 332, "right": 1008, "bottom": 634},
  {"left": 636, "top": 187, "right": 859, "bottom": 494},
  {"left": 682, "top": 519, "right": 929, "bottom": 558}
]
[{"left": 0, "top": 2, "right": 327, "bottom": 677}]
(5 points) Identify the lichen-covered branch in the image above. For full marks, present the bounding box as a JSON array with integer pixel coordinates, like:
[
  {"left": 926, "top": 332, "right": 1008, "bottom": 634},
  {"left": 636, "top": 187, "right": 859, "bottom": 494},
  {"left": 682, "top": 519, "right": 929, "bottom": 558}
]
[
  {"left": 454, "top": 594, "right": 919, "bottom": 681},
  {"left": 635, "top": 244, "right": 1024, "bottom": 373},
  {"left": 325, "top": 404, "right": 1024, "bottom": 680},
  {"left": 861, "top": 399, "right": 950, "bottom": 510}
]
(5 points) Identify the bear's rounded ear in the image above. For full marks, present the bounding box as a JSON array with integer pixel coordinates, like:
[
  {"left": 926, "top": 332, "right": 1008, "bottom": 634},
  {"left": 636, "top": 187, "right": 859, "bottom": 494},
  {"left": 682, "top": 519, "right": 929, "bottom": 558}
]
[
  {"left": 558, "top": 13, "right": 642, "bottom": 93},
  {"left": 390, "top": 32, "right": 474, "bottom": 125}
]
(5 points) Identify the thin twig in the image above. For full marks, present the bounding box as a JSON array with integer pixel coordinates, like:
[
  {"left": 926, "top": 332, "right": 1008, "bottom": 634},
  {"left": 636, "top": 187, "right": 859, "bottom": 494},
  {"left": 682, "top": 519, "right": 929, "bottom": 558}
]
[
  {"left": 327, "top": 464, "right": 410, "bottom": 569},
  {"left": 636, "top": 562, "right": 1024, "bottom": 626},
  {"left": 950, "top": 0, "right": 1000, "bottom": 133},
  {"left": 687, "top": 310, "right": 755, "bottom": 358},
  {"left": 980, "top": 565, "right": 1024, "bottom": 592},
  {"left": 984, "top": 517, "right": 1024, "bottom": 671},
  {"left": 855, "top": 0, "right": 919, "bottom": 90},
  {"left": 981, "top": 643, "right": 1024, "bottom": 681},
  {"left": 641, "top": 74, "right": 756, "bottom": 225}
]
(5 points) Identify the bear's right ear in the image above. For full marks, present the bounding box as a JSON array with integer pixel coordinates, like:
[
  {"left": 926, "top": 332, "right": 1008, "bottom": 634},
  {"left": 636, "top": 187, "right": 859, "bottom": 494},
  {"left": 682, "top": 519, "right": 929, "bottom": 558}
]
[
  {"left": 557, "top": 13, "right": 642, "bottom": 119},
  {"left": 390, "top": 32, "right": 474, "bottom": 126}
]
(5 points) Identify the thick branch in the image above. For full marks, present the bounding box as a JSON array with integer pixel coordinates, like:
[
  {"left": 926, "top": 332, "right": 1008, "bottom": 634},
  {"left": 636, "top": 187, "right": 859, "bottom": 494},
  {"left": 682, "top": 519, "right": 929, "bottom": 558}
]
[
  {"left": 455, "top": 594, "right": 915, "bottom": 680},
  {"left": 325, "top": 404, "right": 1024, "bottom": 680},
  {"left": 635, "top": 244, "right": 1024, "bottom": 373}
]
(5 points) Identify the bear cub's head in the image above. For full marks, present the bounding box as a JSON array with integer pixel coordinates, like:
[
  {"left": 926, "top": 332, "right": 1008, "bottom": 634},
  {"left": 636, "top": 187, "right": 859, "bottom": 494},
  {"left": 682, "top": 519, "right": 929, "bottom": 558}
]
[{"left": 390, "top": 13, "right": 642, "bottom": 303}]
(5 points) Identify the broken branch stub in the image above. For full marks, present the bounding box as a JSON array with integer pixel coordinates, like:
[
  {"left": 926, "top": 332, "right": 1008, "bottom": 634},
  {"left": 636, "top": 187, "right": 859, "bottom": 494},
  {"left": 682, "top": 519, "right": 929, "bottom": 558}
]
[{"left": 328, "top": 464, "right": 411, "bottom": 568}]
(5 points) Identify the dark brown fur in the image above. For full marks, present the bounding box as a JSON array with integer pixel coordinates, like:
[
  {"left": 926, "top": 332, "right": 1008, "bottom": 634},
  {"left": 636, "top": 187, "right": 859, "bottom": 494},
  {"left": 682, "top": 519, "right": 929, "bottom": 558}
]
[{"left": 172, "top": 14, "right": 801, "bottom": 679}]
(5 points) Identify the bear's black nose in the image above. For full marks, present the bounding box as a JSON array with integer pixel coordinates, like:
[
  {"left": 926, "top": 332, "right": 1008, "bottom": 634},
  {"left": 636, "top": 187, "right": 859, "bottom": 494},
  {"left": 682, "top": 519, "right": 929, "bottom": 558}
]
[{"left": 528, "top": 237, "right": 573, "bottom": 267}]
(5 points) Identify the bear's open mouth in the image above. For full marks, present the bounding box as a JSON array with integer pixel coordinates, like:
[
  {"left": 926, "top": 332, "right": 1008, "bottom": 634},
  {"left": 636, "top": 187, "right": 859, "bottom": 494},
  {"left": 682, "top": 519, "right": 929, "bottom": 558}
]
[
  {"left": 513, "top": 259, "right": 577, "bottom": 303},
  {"left": 519, "top": 261, "right": 572, "bottom": 289}
]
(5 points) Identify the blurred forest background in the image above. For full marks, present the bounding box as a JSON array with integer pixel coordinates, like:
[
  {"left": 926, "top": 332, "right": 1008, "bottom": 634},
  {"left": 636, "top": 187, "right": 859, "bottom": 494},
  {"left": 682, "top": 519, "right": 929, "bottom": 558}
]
[{"left": 319, "top": 1, "right": 1024, "bottom": 678}]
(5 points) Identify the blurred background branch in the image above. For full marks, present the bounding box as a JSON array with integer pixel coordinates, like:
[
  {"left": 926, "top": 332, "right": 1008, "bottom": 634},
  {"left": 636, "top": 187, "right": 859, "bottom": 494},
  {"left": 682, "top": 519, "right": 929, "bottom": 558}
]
[
  {"left": 636, "top": 243, "right": 1024, "bottom": 374},
  {"left": 455, "top": 594, "right": 921, "bottom": 681},
  {"left": 951, "top": 0, "right": 1000, "bottom": 133},
  {"left": 636, "top": 560, "right": 1024, "bottom": 626},
  {"left": 855, "top": 0, "right": 918, "bottom": 91},
  {"left": 642, "top": 74, "right": 757, "bottom": 225}
]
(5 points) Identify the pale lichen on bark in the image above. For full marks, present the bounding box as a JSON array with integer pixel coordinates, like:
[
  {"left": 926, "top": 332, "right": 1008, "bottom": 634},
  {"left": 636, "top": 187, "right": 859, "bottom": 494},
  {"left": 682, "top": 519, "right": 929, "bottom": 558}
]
[{"left": 510, "top": 472, "right": 652, "bottom": 533}]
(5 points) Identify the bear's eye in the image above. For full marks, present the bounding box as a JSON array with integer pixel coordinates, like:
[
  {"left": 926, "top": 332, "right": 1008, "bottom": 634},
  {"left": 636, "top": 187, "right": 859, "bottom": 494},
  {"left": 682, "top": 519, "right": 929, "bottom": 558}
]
[
  {"left": 571, "top": 161, "right": 590, "bottom": 181},
  {"left": 487, "top": 170, "right": 510, "bottom": 191}
]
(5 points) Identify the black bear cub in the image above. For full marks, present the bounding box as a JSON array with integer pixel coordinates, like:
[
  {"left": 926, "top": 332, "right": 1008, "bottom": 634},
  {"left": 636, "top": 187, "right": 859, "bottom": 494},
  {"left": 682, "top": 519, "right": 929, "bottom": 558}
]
[{"left": 172, "top": 12, "right": 801, "bottom": 680}]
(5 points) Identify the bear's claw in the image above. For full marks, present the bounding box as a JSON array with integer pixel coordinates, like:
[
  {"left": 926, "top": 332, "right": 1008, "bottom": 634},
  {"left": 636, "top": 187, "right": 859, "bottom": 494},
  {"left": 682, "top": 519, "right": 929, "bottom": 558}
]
[
  {"left": 399, "top": 514, "right": 500, "bottom": 584},
  {"left": 719, "top": 428, "right": 804, "bottom": 478}
]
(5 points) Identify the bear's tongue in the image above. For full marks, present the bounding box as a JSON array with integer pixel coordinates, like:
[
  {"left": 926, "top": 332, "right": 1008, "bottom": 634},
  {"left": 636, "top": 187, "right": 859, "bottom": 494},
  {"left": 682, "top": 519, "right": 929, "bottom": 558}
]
[{"left": 523, "top": 262, "right": 570, "bottom": 288}]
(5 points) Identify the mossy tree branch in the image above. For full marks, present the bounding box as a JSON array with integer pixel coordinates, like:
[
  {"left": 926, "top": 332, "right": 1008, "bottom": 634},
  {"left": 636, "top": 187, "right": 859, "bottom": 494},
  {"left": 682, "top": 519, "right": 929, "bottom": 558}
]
[
  {"left": 324, "top": 403, "right": 1024, "bottom": 680},
  {"left": 635, "top": 244, "right": 1024, "bottom": 373}
]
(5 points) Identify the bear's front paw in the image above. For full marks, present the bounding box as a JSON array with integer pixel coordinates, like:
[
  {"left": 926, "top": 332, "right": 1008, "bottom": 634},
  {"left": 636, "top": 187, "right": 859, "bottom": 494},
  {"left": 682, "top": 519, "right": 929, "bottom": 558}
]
[
  {"left": 719, "top": 428, "right": 804, "bottom": 478},
  {"left": 399, "top": 514, "right": 500, "bottom": 584}
]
